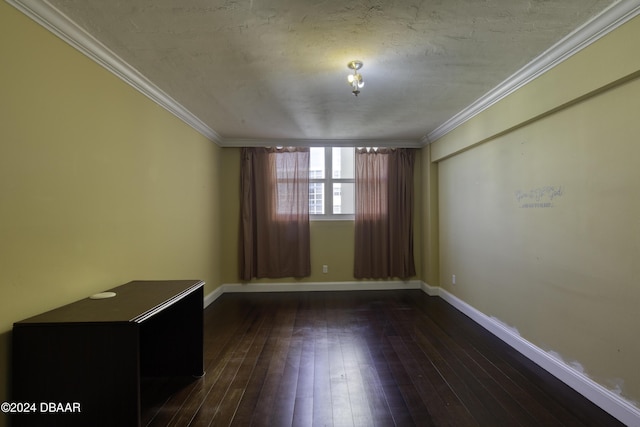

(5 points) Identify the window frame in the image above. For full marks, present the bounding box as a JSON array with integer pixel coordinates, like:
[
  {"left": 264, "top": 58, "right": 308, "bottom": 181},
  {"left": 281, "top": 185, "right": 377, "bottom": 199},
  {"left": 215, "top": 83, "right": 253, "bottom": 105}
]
[{"left": 310, "top": 147, "right": 355, "bottom": 221}]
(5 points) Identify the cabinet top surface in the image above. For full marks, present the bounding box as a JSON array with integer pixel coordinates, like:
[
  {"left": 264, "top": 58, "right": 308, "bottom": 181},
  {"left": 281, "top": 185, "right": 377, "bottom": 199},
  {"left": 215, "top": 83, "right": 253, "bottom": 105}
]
[{"left": 14, "top": 280, "right": 204, "bottom": 325}]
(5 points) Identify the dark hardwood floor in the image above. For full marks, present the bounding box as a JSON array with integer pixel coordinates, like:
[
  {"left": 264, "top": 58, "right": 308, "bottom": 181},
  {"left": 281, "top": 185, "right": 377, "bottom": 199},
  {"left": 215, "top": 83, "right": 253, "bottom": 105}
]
[{"left": 141, "top": 290, "right": 623, "bottom": 426}]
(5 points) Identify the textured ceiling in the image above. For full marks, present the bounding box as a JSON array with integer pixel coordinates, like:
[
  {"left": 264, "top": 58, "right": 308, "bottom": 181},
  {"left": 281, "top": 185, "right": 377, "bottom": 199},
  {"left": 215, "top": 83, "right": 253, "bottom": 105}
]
[{"left": 47, "top": 0, "right": 614, "bottom": 143}]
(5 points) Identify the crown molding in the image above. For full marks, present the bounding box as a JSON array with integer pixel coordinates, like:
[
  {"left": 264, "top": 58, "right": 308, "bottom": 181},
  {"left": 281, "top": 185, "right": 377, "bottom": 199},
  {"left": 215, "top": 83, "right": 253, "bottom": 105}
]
[
  {"left": 9, "top": 0, "right": 639, "bottom": 148},
  {"left": 6, "top": 0, "right": 224, "bottom": 145},
  {"left": 221, "top": 138, "right": 423, "bottom": 148},
  {"left": 425, "top": 0, "right": 640, "bottom": 143}
]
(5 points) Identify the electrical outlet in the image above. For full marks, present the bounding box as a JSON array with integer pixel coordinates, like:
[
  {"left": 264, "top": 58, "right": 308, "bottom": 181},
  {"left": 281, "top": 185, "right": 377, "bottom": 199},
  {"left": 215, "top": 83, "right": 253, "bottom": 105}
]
[
  {"left": 452, "top": 274, "right": 456, "bottom": 285},
  {"left": 322, "top": 265, "right": 328, "bottom": 274}
]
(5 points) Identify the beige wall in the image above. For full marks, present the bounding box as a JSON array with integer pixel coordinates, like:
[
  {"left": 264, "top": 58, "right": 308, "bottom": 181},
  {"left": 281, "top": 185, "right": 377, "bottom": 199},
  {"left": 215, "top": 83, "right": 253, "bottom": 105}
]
[
  {"left": 0, "top": 4, "right": 224, "bottom": 424},
  {"left": 420, "top": 145, "right": 439, "bottom": 286},
  {"left": 219, "top": 147, "right": 423, "bottom": 284},
  {"left": 431, "top": 15, "right": 640, "bottom": 406}
]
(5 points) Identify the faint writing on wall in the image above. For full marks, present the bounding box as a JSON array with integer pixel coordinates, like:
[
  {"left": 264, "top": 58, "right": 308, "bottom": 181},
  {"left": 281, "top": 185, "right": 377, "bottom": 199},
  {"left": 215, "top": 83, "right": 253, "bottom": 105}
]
[{"left": 515, "top": 186, "right": 564, "bottom": 208}]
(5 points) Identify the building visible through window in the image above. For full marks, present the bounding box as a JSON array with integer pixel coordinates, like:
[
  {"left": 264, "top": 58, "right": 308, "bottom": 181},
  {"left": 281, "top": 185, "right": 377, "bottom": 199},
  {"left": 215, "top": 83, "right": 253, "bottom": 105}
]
[{"left": 309, "top": 147, "right": 355, "bottom": 218}]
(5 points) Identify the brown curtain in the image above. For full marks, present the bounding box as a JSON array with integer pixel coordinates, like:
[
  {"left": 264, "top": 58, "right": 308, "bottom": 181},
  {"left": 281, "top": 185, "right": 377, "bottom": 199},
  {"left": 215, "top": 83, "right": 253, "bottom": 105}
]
[
  {"left": 354, "top": 148, "right": 416, "bottom": 279},
  {"left": 240, "top": 147, "right": 311, "bottom": 280}
]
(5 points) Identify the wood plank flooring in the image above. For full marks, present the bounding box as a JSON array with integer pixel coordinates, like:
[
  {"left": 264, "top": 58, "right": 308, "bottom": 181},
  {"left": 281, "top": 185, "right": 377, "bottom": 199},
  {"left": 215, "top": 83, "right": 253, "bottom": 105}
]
[{"left": 141, "top": 290, "right": 624, "bottom": 426}]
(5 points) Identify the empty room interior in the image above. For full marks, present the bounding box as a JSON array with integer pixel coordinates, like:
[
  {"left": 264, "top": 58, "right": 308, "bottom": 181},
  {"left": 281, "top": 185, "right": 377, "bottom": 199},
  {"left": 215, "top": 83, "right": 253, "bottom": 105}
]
[{"left": 1, "top": 0, "right": 639, "bottom": 426}]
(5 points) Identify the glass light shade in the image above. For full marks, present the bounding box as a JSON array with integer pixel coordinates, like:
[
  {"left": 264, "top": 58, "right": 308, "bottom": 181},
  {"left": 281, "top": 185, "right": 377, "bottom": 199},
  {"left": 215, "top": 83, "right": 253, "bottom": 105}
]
[{"left": 346, "top": 61, "right": 364, "bottom": 95}]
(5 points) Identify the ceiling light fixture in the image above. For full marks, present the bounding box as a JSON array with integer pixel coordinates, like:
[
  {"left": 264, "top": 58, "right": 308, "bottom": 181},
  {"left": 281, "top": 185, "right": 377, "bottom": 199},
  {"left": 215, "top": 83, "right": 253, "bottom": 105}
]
[{"left": 347, "top": 60, "right": 364, "bottom": 96}]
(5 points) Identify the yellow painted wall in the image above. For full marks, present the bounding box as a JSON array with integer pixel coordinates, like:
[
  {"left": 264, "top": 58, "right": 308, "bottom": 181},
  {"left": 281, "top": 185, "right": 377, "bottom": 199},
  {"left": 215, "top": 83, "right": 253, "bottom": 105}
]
[
  {"left": 219, "top": 147, "right": 423, "bottom": 284},
  {"left": 0, "top": 3, "right": 224, "bottom": 424},
  {"left": 432, "top": 15, "right": 640, "bottom": 406},
  {"left": 420, "top": 145, "right": 439, "bottom": 286}
]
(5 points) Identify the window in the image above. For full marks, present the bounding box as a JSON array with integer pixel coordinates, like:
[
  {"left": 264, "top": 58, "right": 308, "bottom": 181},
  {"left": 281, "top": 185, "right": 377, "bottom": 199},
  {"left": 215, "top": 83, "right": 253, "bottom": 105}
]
[{"left": 309, "top": 147, "right": 355, "bottom": 219}]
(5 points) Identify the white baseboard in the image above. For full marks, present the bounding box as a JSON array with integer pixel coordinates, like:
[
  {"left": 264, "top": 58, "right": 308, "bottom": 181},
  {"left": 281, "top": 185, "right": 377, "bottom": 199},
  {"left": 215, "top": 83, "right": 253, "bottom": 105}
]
[
  {"left": 203, "top": 280, "right": 422, "bottom": 308},
  {"left": 202, "top": 280, "right": 640, "bottom": 426},
  {"left": 435, "top": 286, "right": 640, "bottom": 427},
  {"left": 203, "top": 285, "right": 224, "bottom": 308},
  {"left": 420, "top": 281, "right": 440, "bottom": 297},
  {"left": 204, "top": 280, "right": 421, "bottom": 307}
]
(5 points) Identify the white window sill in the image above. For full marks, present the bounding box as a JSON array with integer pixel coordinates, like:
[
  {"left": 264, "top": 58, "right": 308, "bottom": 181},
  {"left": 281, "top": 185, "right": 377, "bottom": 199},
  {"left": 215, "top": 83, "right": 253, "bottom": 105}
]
[{"left": 310, "top": 214, "right": 354, "bottom": 221}]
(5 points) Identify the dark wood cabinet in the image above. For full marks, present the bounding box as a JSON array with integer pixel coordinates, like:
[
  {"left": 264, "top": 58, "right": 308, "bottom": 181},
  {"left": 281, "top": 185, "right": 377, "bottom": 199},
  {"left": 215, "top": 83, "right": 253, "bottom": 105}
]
[{"left": 12, "top": 280, "right": 204, "bottom": 427}]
